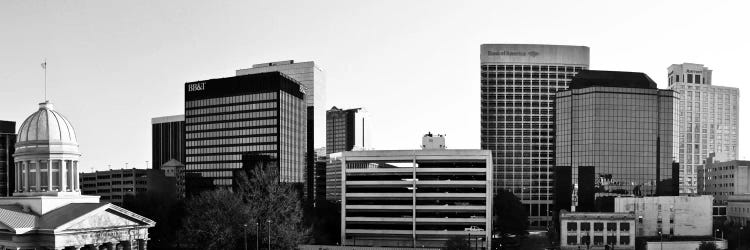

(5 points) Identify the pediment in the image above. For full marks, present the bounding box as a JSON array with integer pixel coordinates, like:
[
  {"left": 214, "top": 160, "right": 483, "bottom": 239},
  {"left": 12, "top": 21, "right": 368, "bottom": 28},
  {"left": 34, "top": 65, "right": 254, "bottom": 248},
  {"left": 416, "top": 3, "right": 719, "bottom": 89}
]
[
  {"left": 61, "top": 209, "right": 140, "bottom": 231},
  {"left": 54, "top": 205, "right": 154, "bottom": 232}
]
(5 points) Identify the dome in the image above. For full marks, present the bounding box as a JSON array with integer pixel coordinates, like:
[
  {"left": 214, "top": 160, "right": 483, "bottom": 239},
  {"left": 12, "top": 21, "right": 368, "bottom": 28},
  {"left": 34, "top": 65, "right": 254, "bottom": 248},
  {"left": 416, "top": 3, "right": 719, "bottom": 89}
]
[{"left": 17, "top": 101, "right": 77, "bottom": 145}]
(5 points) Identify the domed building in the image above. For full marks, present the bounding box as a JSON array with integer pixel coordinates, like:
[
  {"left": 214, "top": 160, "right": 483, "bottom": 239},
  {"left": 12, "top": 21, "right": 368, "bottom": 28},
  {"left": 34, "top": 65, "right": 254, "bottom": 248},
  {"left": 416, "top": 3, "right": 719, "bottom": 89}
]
[{"left": 0, "top": 101, "right": 155, "bottom": 250}]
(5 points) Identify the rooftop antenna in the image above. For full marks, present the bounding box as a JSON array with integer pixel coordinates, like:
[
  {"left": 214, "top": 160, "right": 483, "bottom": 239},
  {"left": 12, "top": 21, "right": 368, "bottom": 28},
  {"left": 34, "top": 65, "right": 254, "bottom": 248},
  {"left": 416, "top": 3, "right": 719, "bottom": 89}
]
[{"left": 41, "top": 59, "right": 47, "bottom": 101}]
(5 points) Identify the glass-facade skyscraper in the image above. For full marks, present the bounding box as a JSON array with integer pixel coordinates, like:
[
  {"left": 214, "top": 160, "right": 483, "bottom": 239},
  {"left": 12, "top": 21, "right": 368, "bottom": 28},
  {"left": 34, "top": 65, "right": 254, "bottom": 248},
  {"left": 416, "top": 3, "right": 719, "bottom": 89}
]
[
  {"left": 151, "top": 114, "right": 185, "bottom": 169},
  {"left": 480, "top": 44, "right": 589, "bottom": 227},
  {"left": 556, "top": 70, "right": 678, "bottom": 210},
  {"left": 667, "top": 63, "right": 739, "bottom": 194},
  {"left": 326, "top": 106, "right": 370, "bottom": 154},
  {"left": 184, "top": 72, "right": 307, "bottom": 192}
]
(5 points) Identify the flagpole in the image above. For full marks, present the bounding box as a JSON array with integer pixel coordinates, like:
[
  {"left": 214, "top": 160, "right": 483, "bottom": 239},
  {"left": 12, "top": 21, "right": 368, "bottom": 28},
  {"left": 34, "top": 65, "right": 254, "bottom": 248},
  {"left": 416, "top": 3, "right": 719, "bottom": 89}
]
[{"left": 43, "top": 59, "right": 47, "bottom": 101}]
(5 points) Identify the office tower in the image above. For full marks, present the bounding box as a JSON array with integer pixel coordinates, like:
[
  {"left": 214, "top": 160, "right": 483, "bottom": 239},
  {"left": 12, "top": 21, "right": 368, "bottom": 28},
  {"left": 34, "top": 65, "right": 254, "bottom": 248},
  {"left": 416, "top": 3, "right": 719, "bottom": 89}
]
[
  {"left": 337, "top": 135, "right": 493, "bottom": 249},
  {"left": 184, "top": 72, "right": 307, "bottom": 192},
  {"left": 480, "top": 44, "right": 590, "bottom": 227},
  {"left": 152, "top": 114, "right": 185, "bottom": 169},
  {"left": 237, "top": 60, "right": 325, "bottom": 201},
  {"left": 326, "top": 106, "right": 370, "bottom": 154},
  {"left": 668, "top": 63, "right": 739, "bottom": 194},
  {"left": 0, "top": 121, "right": 15, "bottom": 196},
  {"left": 556, "top": 70, "right": 679, "bottom": 211}
]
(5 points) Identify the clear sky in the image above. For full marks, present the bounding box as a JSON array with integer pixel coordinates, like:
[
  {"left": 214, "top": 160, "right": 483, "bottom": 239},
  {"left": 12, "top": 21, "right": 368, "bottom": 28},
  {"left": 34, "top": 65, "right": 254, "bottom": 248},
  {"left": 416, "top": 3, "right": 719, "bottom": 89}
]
[{"left": 1, "top": 0, "right": 749, "bottom": 172}]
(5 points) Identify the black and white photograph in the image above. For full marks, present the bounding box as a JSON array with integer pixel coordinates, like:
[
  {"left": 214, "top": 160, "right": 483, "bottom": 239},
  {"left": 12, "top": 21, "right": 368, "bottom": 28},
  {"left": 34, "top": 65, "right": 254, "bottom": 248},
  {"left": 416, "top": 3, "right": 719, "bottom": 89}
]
[{"left": 1, "top": 1, "right": 749, "bottom": 249}]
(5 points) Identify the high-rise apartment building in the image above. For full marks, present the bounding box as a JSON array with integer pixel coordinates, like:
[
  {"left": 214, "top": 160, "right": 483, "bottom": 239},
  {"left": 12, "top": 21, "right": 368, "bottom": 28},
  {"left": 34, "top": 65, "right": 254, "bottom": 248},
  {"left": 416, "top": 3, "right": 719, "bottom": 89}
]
[
  {"left": 0, "top": 121, "right": 15, "bottom": 197},
  {"left": 480, "top": 44, "right": 589, "bottom": 227},
  {"left": 668, "top": 63, "right": 739, "bottom": 194},
  {"left": 556, "top": 70, "right": 679, "bottom": 212},
  {"left": 152, "top": 114, "right": 185, "bottom": 169},
  {"left": 184, "top": 72, "right": 307, "bottom": 192},
  {"left": 326, "top": 106, "right": 370, "bottom": 154}
]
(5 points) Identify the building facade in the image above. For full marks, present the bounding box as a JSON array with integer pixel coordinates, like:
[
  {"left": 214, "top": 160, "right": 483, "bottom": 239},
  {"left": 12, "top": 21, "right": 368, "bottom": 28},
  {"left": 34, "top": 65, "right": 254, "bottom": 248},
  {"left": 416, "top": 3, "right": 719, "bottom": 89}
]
[
  {"left": 0, "top": 101, "right": 153, "bottom": 249},
  {"left": 326, "top": 152, "right": 343, "bottom": 202},
  {"left": 559, "top": 211, "right": 635, "bottom": 250},
  {"left": 79, "top": 168, "right": 151, "bottom": 206},
  {"left": 0, "top": 120, "right": 15, "bottom": 196},
  {"left": 338, "top": 142, "right": 493, "bottom": 249},
  {"left": 697, "top": 153, "right": 750, "bottom": 204},
  {"left": 480, "top": 44, "right": 589, "bottom": 227},
  {"left": 668, "top": 63, "right": 739, "bottom": 194},
  {"left": 151, "top": 114, "right": 185, "bottom": 169},
  {"left": 556, "top": 70, "right": 679, "bottom": 212},
  {"left": 614, "top": 196, "right": 713, "bottom": 237},
  {"left": 726, "top": 195, "right": 750, "bottom": 226},
  {"left": 184, "top": 72, "right": 307, "bottom": 192},
  {"left": 326, "top": 106, "right": 370, "bottom": 154}
]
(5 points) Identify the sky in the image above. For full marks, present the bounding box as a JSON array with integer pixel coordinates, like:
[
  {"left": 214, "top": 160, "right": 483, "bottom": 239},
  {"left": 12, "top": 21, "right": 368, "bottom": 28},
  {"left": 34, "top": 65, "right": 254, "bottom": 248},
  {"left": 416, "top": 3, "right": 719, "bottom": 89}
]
[{"left": 1, "top": 0, "right": 749, "bottom": 172}]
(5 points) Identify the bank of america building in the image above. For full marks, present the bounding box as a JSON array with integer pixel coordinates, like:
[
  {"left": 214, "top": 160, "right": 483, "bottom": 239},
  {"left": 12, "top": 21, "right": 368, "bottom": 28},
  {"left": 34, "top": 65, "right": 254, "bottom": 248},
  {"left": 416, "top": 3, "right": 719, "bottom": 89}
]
[
  {"left": 667, "top": 63, "right": 739, "bottom": 194},
  {"left": 480, "top": 44, "right": 589, "bottom": 227},
  {"left": 184, "top": 72, "right": 307, "bottom": 190}
]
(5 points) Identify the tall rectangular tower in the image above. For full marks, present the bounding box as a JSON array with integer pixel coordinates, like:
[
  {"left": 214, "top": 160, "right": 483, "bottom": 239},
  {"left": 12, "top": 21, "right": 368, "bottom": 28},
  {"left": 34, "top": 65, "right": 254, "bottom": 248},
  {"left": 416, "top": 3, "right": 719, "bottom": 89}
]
[
  {"left": 668, "top": 63, "right": 739, "bottom": 194},
  {"left": 326, "top": 106, "right": 370, "bottom": 154},
  {"left": 0, "top": 121, "right": 15, "bottom": 197},
  {"left": 556, "top": 70, "right": 679, "bottom": 212},
  {"left": 480, "top": 44, "right": 589, "bottom": 227},
  {"left": 184, "top": 72, "right": 307, "bottom": 192},
  {"left": 151, "top": 115, "right": 185, "bottom": 169}
]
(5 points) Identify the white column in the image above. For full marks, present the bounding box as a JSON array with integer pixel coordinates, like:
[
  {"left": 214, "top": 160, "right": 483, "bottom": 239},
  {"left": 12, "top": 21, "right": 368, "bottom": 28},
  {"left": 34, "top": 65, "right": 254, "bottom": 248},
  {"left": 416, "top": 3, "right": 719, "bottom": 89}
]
[
  {"left": 47, "top": 160, "right": 52, "bottom": 191},
  {"left": 14, "top": 162, "right": 19, "bottom": 192},
  {"left": 60, "top": 160, "right": 68, "bottom": 192},
  {"left": 73, "top": 161, "right": 79, "bottom": 191},
  {"left": 23, "top": 161, "right": 29, "bottom": 192},
  {"left": 68, "top": 160, "right": 74, "bottom": 191}
]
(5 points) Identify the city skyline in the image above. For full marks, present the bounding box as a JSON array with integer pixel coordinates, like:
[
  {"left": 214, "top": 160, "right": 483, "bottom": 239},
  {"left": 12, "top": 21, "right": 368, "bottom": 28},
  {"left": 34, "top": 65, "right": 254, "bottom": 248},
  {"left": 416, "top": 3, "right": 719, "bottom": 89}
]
[{"left": 2, "top": 1, "right": 750, "bottom": 170}]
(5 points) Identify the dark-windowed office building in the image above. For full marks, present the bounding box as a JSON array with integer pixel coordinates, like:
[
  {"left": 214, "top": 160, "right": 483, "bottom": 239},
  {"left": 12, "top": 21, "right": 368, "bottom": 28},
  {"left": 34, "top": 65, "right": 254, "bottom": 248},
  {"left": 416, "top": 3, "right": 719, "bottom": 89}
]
[
  {"left": 555, "top": 70, "right": 678, "bottom": 212},
  {"left": 480, "top": 44, "right": 589, "bottom": 227},
  {"left": 184, "top": 72, "right": 307, "bottom": 192},
  {"left": 152, "top": 114, "right": 185, "bottom": 169},
  {"left": 0, "top": 121, "right": 15, "bottom": 197}
]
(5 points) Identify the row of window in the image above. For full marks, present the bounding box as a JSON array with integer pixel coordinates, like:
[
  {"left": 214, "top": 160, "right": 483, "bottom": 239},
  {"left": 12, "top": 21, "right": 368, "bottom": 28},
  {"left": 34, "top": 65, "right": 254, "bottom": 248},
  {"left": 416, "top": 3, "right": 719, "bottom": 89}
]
[
  {"left": 186, "top": 144, "right": 278, "bottom": 155},
  {"left": 186, "top": 119, "right": 277, "bottom": 132},
  {"left": 186, "top": 101, "right": 277, "bottom": 116},
  {"left": 186, "top": 92, "right": 277, "bottom": 109},
  {"left": 481, "top": 65, "right": 585, "bottom": 72},
  {"left": 186, "top": 110, "right": 277, "bottom": 124},
  {"left": 186, "top": 127, "right": 277, "bottom": 140},
  {"left": 186, "top": 135, "right": 276, "bottom": 147}
]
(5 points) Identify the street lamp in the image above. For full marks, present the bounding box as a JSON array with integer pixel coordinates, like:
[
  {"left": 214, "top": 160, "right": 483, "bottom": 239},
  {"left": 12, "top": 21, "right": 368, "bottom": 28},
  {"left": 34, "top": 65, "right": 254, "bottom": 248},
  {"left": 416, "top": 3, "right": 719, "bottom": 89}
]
[
  {"left": 243, "top": 224, "right": 248, "bottom": 250},
  {"left": 256, "top": 222, "right": 260, "bottom": 250},
  {"left": 658, "top": 231, "right": 663, "bottom": 250},
  {"left": 267, "top": 219, "right": 272, "bottom": 250}
]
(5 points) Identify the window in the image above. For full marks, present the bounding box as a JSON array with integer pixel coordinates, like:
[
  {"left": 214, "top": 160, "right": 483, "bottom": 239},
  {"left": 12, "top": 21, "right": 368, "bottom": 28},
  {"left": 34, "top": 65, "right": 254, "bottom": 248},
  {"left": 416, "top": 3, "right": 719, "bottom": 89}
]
[
  {"left": 620, "top": 236, "right": 630, "bottom": 245},
  {"left": 676, "top": 75, "right": 680, "bottom": 82},
  {"left": 620, "top": 223, "right": 630, "bottom": 231},
  {"left": 696, "top": 75, "right": 701, "bottom": 84},
  {"left": 607, "top": 223, "right": 617, "bottom": 231},
  {"left": 688, "top": 74, "right": 693, "bottom": 83},
  {"left": 581, "top": 222, "right": 590, "bottom": 231},
  {"left": 594, "top": 236, "right": 604, "bottom": 245},
  {"left": 567, "top": 236, "right": 577, "bottom": 245},
  {"left": 567, "top": 222, "right": 577, "bottom": 231},
  {"left": 594, "top": 223, "right": 604, "bottom": 231}
]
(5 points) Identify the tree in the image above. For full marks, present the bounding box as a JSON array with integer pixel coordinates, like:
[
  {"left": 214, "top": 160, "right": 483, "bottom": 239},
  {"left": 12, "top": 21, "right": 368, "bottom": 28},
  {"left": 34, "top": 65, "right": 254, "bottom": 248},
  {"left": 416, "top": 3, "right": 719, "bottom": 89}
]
[
  {"left": 237, "top": 166, "right": 309, "bottom": 249},
  {"left": 178, "top": 189, "right": 248, "bottom": 250},
  {"left": 493, "top": 189, "right": 529, "bottom": 236},
  {"left": 444, "top": 235, "right": 471, "bottom": 250},
  {"left": 698, "top": 241, "right": 718, "bottom": 250}
]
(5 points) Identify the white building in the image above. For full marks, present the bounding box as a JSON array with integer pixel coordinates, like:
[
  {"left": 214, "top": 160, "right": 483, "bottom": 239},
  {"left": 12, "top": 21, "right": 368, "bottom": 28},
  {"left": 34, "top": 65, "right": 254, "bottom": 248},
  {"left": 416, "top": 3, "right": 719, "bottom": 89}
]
[
  {"left": 559, "top": 211, "right": 635, "bottom": 250},
  {"left": 668, "top": 63, "right": 739, "bottom": 194},
  {"left": 614, "top": 196, "right": 713, "bottom": 237},
  {"left": 338, "top": 135, "right": 493, "bottom": 249},
  {"left": 0, "top": 101, "right": 154, "bottom": 249}
]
